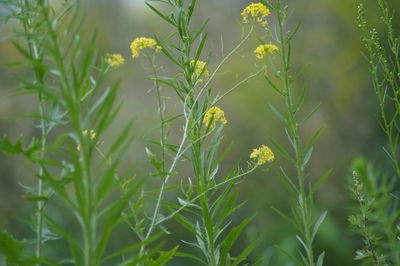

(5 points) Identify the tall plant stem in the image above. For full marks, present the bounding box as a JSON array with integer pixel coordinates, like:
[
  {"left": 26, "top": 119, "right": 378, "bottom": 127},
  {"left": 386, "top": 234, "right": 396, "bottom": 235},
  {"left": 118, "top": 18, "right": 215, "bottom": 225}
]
[
  {"left": 21, "top": 0, "right": 47, "bottom": 261},
  {"left": 36, "top": 97, "right": 46, "bottom": 264},
  {"left": 276, "top": 0, "right": 314, "bottom": 265}
]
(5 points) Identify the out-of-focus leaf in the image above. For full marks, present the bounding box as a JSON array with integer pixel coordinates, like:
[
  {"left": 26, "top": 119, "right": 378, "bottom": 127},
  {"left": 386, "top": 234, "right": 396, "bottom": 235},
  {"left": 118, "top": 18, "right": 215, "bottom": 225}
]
[{"left": 0, "top": 231, "right": 24, "bottom": 265}]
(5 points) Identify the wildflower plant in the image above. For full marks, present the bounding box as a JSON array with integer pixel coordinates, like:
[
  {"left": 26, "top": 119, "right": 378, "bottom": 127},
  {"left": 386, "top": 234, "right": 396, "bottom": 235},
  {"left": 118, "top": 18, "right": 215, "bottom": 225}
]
[
  {"left": 357, "top": 0, "right": 400, "bottom": 178},
  {"left": 135, "top": 0, "right": 272, "bottom": 264},
  {"left": 348, "top": 159, "right": 397, "bottom": 265},
  {"left": 348, "top": 0, "right": 400, "bottom": 264},
  {"left": 251, "top": 0, "right": 331, "bottom": 265},
  {"left": 2, "top": 0, "right": 397, "bottom": 265},
  {"left": 0, "top": 0, "right": 174, "bottom": 264}
]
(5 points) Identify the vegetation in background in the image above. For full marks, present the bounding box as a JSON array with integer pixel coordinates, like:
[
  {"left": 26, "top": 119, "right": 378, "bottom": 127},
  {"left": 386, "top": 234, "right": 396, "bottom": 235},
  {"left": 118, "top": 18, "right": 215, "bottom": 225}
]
[
  {"left": 254, "top": 0, "right": 329, "bottom": 265},
  {"left": 347, "top": 1, "right": 400, "bottom": 265},
  {"left": 0, "top": 0, "right": 399, "bottom": 265}
]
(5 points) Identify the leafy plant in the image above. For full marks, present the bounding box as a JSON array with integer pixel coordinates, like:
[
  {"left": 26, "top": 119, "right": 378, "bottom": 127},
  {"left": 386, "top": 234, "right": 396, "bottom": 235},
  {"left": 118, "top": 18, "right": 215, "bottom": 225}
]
[
  {"left": 348, "top": 0, "right": 400, "bottom": 265},
  {"left": 255, "top": 0, "right": 330, "bottom": 265},
  {"left": 135, "top": 0, "right": 271, "bottom": 264},
  {"left": 0, "top": 0, "right": 171, "bottom": 264},
  {"left": 349, "top": 158, "right": 399, "bottom": 265}
]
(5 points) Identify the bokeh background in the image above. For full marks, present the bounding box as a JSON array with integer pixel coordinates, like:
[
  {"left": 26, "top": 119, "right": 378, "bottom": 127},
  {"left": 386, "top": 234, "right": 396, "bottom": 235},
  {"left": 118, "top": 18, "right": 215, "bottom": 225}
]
[{"left": 1, "top": 0, "right": 400, "bottom": 265}]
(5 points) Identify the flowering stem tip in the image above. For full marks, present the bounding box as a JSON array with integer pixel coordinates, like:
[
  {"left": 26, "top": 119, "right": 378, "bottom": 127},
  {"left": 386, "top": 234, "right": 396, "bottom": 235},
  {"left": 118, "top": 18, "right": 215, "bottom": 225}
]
[
  {"left": 241, "top": 3, "right": 270, "bottom": 27},
  {"left": 250, "top": 145, "right": 274, "bottom": 165},
  {"left": 203, "top": 106, "right": 228, "bottom": 129},
  {"left": 130, "top": 37, "right": 162, "bottom": 59}
]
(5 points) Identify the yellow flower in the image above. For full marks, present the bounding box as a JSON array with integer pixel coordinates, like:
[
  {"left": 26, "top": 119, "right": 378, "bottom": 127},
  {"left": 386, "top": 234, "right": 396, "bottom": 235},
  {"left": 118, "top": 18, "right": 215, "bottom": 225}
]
[
  {"left": 130, "top": 37, "right": 162, "bottom": 58},
  {"left": 77, "top": 129, "right": 97, "bottom": 151},
  {"left": 241, "top": 3, "right": 270, "bottom": 27},
  {"left": 254, "top": 44, "right": 279, "bottom": 59},
  {"left": 203, "top": 106, "right": 227, "bottom": 129},
  {"left": 106, "top": 53, "right": 125, "bottom": 67},
  {"left": 250, "top": 145, "right": 274, "bottom": 165},
  {"left": 190, "top": 59, "right": 209, "bottom": 83},
  {"left": 83, "top": 129, "right": 97, "bottom": 140}
]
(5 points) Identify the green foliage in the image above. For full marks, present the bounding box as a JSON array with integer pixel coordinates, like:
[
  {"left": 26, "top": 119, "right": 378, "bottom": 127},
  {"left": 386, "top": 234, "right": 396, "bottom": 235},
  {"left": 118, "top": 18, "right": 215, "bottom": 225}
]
[
  {"left": 0, "top": 231, "right": 24, "bottom": 265},
  {"left": 1, "top": 0, "right": 172, "bottom": 265},
  {"left": 3, "top": 0, "right": 400, "bottom": 265},
  {"left": 349, "top": 0, "right": 400, "bottom": 265},
  {"left": 349, "top": 158, "right": 399, "bottom": 265},
  {"left": 259, "top": 0, "right": 329, "bottom": 264},
  {"left": 357, "top": 0, "right": 400, "bottom": 177},
  {"left": 2, "top": 0, "right": 269, "bottom": 264},
  {"left": 140, "top": 0, "right": 265, "bottom": 264}
]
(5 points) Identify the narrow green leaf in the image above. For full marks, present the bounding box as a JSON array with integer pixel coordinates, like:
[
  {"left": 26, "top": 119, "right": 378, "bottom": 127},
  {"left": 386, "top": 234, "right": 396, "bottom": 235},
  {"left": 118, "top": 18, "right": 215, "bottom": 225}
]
[
  {"left": 302, "top": 146, "right": 313, "bottom": 168},
  {"left": 177, "top": 197, "right": 201, "bottom": 209},
  {"left": 311, "top": 168, "right": 333, "bottom": 194},
  {"left": 145, "top": 147, "right": 163, "bottom": 171},
  {"left": 300, "top": 102, "right": 321, "bottom": 125},
  {"left": 192, "top": 19, "right": 210, "bottom": 42},
  {"left": 295, "top": 85, "right": 307, "bottom": 112},
  {"left": 155, "top": 38, "right": 181, "bottom": 67},
  {"left": 149, "top": 246, "right": 178, "bottom": 266},
  {"left": 145, "top": 2, "right": 176, "bottom": 26},
  {"left": 295, "top": 235, "right": 309, "bottom": 254},
  {"left": 274, "top": 245, "right": 302, "bottom": 265},
  {"left": 187, "top": 0, "right": 197, "bottom": 22},
  {"left": 0, "top": 231, "right": 23, "bottom": 265},
  {"left": 316, "top": 251, "right": 325, "bottom": 266},
  {"left": 288, "top": 22, "right": 301, "bottom": 42},
  {"left": 277, "top": 167, "right": 298, "bottom": 195},
  {"left": 268, "top": 103, "right": 286, "bottom": 123},
  {"left": 268, "top": 137, "right": 292, "bottom": 162},
  {"left": 173, "top": 213, "right": 197, "bottom": 235},
  {"left": 306, "top": 127, "right": 324, "bottom": 149},
  {"left": 194, "top": 32, "right": 208, "bottom": 62},
  {"left": 265, "top": 75, "right": 285, "bottom": 95},
  {"left": 311, "top": 211, "right": 327, "bottom": 242},
  {"left": 232, "top": 237, "right": 259, "bottom": 266},
  {"left": 174, "top": 252, "right": 206, "bottom": 265},
  {"left": 220, "top": 216, "right": 254, "bottom": 265},
  {"left": 271, "top": 206, "right": 298, "bottom": 230}
]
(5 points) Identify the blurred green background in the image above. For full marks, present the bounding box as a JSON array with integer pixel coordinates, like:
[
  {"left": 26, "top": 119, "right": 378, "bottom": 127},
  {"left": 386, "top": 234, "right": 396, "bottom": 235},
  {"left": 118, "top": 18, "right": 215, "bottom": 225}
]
[{"left": 1, "top": 0, "right": 399, "bottom": 265}]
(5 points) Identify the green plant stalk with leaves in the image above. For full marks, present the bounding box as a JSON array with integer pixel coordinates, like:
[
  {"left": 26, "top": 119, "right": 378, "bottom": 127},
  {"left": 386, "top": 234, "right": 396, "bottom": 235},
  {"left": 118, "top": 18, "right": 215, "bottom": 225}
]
[
  {"left": 140, "top": 0, "right": 267, "bottom": 264},
  {"left": 259, "top": 0, "right": 330, "bottom": 265},
  {"left": 348, "top": 159, "right": 398, "bottom": 265},
  {"left": 0, "top": 0, "right": 68, "bottom": 263},
  {"left": 8, "top": 0, "right": 49, "bottom": 260},
  {"left": 0, "top": 0, "right": 175, "bottom": 265},
  {"left": 357, "top": 0, "right": 400, "bottom": 177},
  {"left": 349, "top": 171, "right": 382, "bottom": 265},
  {"left": 349, "top": 0, "right": 400, "bottom": 264}
]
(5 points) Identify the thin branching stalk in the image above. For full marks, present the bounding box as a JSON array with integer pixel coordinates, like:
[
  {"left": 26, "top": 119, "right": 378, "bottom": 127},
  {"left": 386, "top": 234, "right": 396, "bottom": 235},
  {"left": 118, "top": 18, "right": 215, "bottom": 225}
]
[
  {"left": 19, "top": 0, "right": 47, "bottom": 261},
  {"left": 260, "top": 0, "right": 328, "bottom": 264},
  {"left": 352, "top": 1, "right": 400, "bottom": 264}
]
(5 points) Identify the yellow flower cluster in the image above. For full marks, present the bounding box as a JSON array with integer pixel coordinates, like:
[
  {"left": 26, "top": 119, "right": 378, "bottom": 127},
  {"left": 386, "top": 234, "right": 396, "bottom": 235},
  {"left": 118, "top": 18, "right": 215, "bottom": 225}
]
[
  {"left": 254, "top": 44, "right": 279, "bottom": 59},
  {"left": 77, "top": 129, "right": 97, "bottom": 151},
  {"left": 106, "top": 53, "right": 125, "bottom": 67},
  {"left": 83, "top": 129, "right": 97, "bottom": 140},
  {"left": 130, "top": 37, "right": 162, "bottom": 58},
  {"left": 203, "top": 106, "right": 227, "bottom": 129},
  {"left": 250, "top": 145, "right": 274, "bottom": 165},
  {"left": 190, "top": 59, "right": 209, "bottom": 83},
  {"left": 241, "top": 3, "right": 270, "bottom": 27}
]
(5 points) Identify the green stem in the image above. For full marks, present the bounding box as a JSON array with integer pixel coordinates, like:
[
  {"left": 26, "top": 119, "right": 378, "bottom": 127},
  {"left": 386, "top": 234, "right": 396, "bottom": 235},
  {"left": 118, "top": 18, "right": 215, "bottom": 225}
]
[
  {"left": 36, "top": 96, "right": 46, "bottom": 264},
  {"left": 276, "top": 1, "right": 314, "bottom": 264},
  {"left": 138, "top": 54, "right": 166, "bottom": 259},
  {"left": 21, "top": 0, "right": 47, "bottom": 262},
  {"left": 83, "top": 160, "right": 95, "bottom": 266}
]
